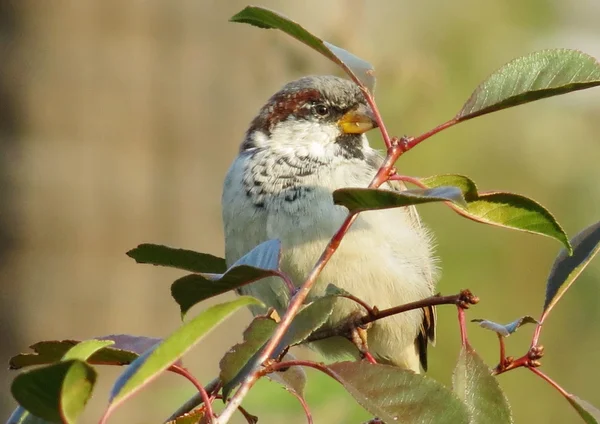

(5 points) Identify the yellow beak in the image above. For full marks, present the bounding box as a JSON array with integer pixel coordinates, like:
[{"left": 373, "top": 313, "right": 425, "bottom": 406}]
[{"left": 337, "top": 104, "right": 378, "bottom": 134}]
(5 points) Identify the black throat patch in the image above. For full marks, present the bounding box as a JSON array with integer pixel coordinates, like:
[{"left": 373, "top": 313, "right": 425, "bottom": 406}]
[{"left": 335, "top": 133, "right": 365, "bottom": 160}]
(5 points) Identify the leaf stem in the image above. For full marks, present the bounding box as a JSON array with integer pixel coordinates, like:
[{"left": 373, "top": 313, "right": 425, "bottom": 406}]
[
  {"left": 403, "top": 117, "right": 459, "bottom": 152},
  {"left": 168, "top": 366, "right": 215, "bottom": 423},
  {"left": 528, "top": 366, "right": 571, "bottom": 398}
]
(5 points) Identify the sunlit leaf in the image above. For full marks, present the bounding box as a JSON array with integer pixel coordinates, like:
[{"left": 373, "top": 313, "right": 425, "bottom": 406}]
[
  {"left": 458, "top": 49, "right": 600, "bottom": 121},
  {"left": 328, "top": 361, "right": 469, "bottom": 423},
  {"left": 452, "top": 347, "right": 513, "bottom": 423},
  {"left": 230, "top": 6, "right": 375, "bottom": 93},
  {"left": 567, "top": 395, "right": 600, "bottom": 424},
  {"left": 127, "top": 243, "right": 226, "bottom": 274},
  {"left": 420, "top": 174, "right": 571, "bottom": 252},
  {"left": 9, "top": 339, "right": 113, "bottom": 424},
  {"left": 333, "top": 186, "right": 466, "bottom": 212},
  {"left": 165, "top": 407, "right": 206, "bottom": 424},
  {"left": 11, "top": 360, "right": 96, "bottom": 424},
  {"left": 171, "top": 240, "right": 283, "bottom": 317},
  {"left": 543, "top": 221, "right": 600, "bottom": 319},
  {"left": 10, "top": 335, "right": 166, "bottom": 369},
  {"left": 471, "top": 316, "right": 538, "bottom": 337},
  {"left": 106, "top": 296, "right": 261, "bottom": 414}
]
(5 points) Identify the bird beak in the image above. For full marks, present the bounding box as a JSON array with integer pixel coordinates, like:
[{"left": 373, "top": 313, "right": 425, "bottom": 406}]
[{"left": 337, "top": 104, "right": 378, "bottom": 134}]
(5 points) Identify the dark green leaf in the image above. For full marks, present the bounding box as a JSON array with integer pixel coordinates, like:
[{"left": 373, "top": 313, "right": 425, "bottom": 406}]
[
  {"left": 327, "top": 361, "right": 469, "bottom": 423},
  {"left": 10, "top": 336, "right": 166, "bottom": 369},
  {"left": 126, "top": 243, "right": 226, "bottom": 274},
  {"left": 333, "top": 186, "right": 466, "bottom": 212},
  {"left": 458, "top": 49, "right": 600, "bottom": 121},
  {"left": 230, "top": 6, "right": 375, "bottom": 93},
  {"left": 171, "top": 240, "right": 282, "bottom": 317},
  {"left": 543, "top": 221, "right": 600, "bottom": 318},
  {"left": 11, "top": 360, "right": 96, "bottom": 424},
  {"left": 220, "top": 317, "right": 277, "bottom": 399},
  {"left": 452, "top": 347, "right": 513, "bottom": 423},
  {"left": 278, "top": 296, "right": 336, "bottom": 348},
  {"left": 107, "top": 296, "right": 261, "bottom": 412},
  {"left": 567, "top": 395, "right": 600, "bottom": 424},
  {"left": 471, "top": 316, "right": 538, "bottom": 337},
  {"left": 420, "top": 174, "right": 571, "bottom": 252}
]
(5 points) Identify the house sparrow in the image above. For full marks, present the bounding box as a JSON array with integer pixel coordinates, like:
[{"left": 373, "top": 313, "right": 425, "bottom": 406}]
[{"left": 222, "top": 75, "right": 437, "bottom": 372}]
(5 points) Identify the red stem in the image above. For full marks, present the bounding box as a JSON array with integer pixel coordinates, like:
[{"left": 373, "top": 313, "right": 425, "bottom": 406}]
[
  {"left": 169, "top": 365, "right": 215, "bottom": 423},
  {"left": 404, "top": 118, "right": 459, "bottom": 152},
  {"left": 458, "top": 307, "right": 469, "bottom": 348},
  {"left": 528, "top": 367, "right": 571, "bottom": 398}
]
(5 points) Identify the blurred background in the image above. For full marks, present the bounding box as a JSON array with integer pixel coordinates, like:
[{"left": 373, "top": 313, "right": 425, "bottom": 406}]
[{"left": 1, "top": 0, "right": 599, "bottom": 422}]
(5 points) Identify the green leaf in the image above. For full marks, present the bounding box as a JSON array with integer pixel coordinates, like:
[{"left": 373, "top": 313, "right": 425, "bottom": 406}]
[
  {"left": 230, "top": 6, "right": 375, "bottom": 93},
  {"left": 220, "top": 317, "right": 278, "bottom": 399},
  {"left": 420, "top": 174, "right": 571, "bottom": 252},
  {"left": 471, "top": 316, "right": 538, "bottom": 337},
  {"left": 171, "top": 240, "right": 283, "bottom": 317},
  {"left": 221, "top": 296, "right": 334, "bottom": 399},
  {"left": 278, "top": 296, "right": 336, "bottom": 348},
  {"left": 567, "top": 395, "right": 600, "bottom": 424},
  {"left": 11, "top": 360, "right": 96, "bottom": 424},
  {"left": 10, "top": 335, "right": 166, "bottom": 369},
  {"left": 127, "top": 243, "right": 226, "bottom": 274},
  {"left": 543, "top": 221, "right": 600, "bottom": 319},
  {"left": 9, "top": 339, "right": 113, "bottom": 424},
  {"left": 327, "top": 361, "right": 470, "bottom": 423},
  {"left": 166, "top": 408, "right": 206, "bottom": 424},
  {"left": 452, "top": 347, "right": 513, "bottom": 423},
  {"left": 458, "top": 49, "right": 600, "bottom": 121},
  {"left": 333, "top": 186, "right": 467, "bottom": 213},
  {"left": 107, "top": 296, "right": 261, "bottom": 413}
]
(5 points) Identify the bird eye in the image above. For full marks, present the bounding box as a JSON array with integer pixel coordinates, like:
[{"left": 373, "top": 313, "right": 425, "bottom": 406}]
[{"left": 314, "top": 104, "right": 329, "bottom": 117}]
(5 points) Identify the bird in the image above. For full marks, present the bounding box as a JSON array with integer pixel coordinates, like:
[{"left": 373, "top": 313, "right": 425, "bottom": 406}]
[{"left": 221, "top": 75, "right": 438, "bottom": 372}]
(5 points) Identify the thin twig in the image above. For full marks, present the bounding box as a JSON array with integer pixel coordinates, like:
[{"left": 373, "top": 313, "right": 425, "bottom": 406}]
[
  {"left": 289, "top": 390, "right": 314, "bottom": 424},
  {"left": 403, "top": 118, "right": 460, "bottom": 152},
  {"left": 169, "top": 366, "right": 215, "bottom": 423},
  {"left": 528, "top": 366, "right": 571, "bottom": 398},
  {"left": 497, "top": 333, "right": 506, "bottom": 367},
  {"left": 457, "top": 307, "right": 469, "bottom": 348},
  {"left": 274, "top": 270, "right": 297, "bottom": 295},
  {"left": 304, "top": 291, "right": 477, "bottom": 346}
]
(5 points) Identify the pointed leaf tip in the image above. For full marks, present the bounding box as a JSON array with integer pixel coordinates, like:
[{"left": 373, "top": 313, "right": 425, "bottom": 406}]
[
  {"left": 543, "top": 221, "right": 600, "bottom": 318},
  {"left": 171, "top": 239, "right": 284, "bottom": 316},
  {"left": 420, "top": 175, "right": 572, "bottom": 252},
  {"left": 126, "top": 243, "right": 227, "bottom": 273},
  {"left": 230, "top": 6, "right": 375, "bottom": 93},
  {"left": 458, "top": 49, "right": 600, "bottom": 121},
  {"left": 107, "top": 296, "right": 261, "bottom": 413}
]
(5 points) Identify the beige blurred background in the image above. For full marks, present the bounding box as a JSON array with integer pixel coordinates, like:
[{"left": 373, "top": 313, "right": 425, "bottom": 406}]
[{"left": 1, "top": 0, "right": 599, "bottom": 423}]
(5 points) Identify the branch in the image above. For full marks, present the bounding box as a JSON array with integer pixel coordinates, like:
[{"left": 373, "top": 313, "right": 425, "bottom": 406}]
[
  {"left": 168, "top": 366, "right": 215, "bottom": 423},
  {"left": 305, "top": 290, "right": 478, "bottom": 345}
]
